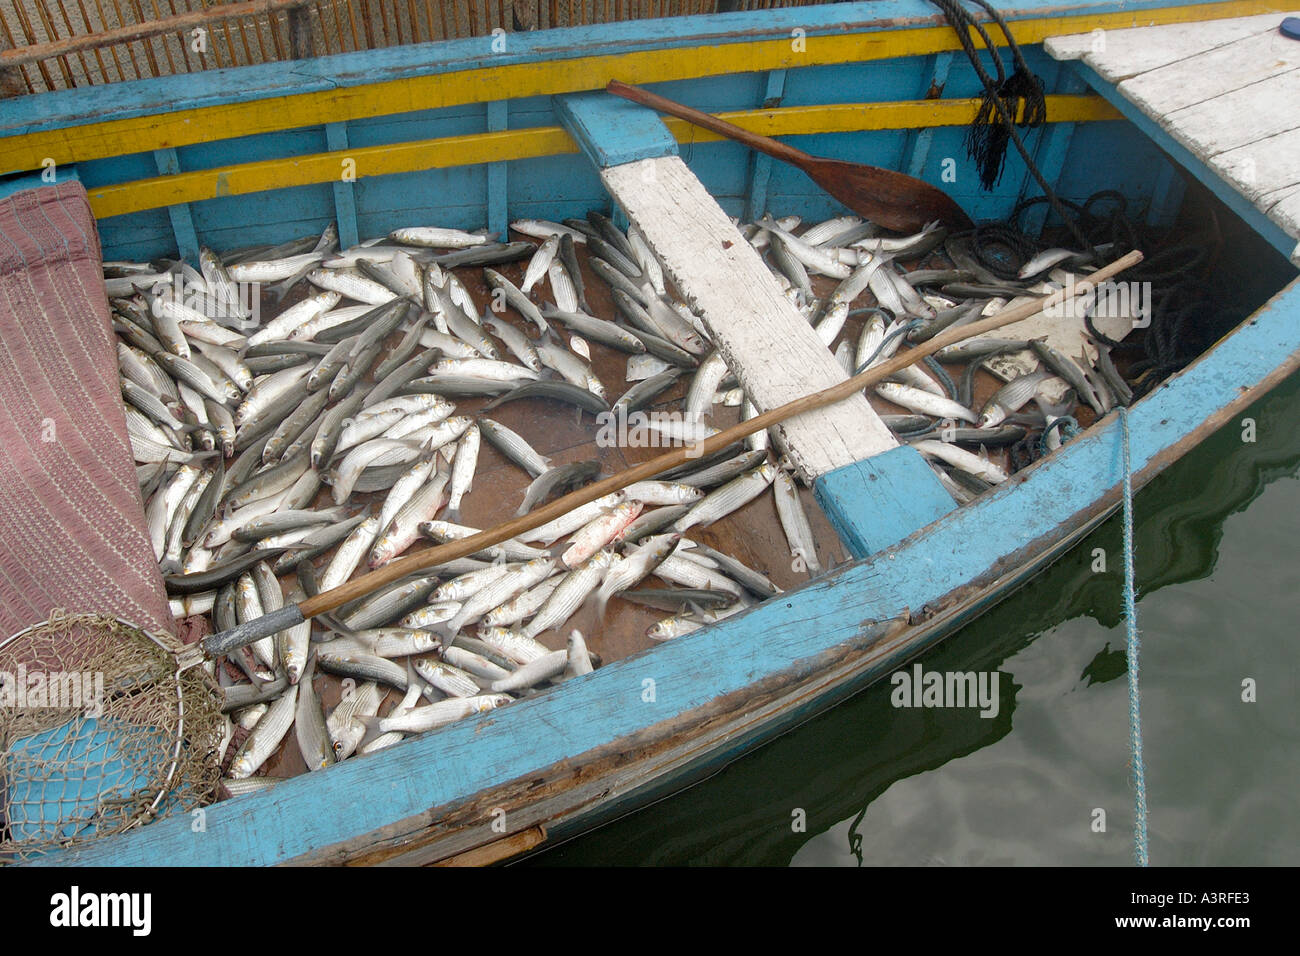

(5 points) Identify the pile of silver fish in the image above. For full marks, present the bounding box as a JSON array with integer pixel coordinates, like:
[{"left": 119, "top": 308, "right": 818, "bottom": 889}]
[
  {"left": 110, "top": 208, "right": 1124, "bottom": 793},
  {"left": 741, "top": 213, "right": 1132, "bottom": 500}
]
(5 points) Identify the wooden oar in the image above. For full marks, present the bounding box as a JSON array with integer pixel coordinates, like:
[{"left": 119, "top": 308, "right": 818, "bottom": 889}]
[
  {"left": 605, "top": 80, "right": 972, "bottom": 234},
  {"left": 204, "top": 250, "right": 1142, "bottom": 656}
]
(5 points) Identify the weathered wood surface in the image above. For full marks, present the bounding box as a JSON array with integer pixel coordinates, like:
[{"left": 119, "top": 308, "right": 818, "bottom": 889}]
[
  {"left": 600, "top": 155, "right": 898, "bottom": 481},
  {"left": 1044, "top": 12, "right": 1294, "bottom": 80},
  {"left": 1047, "top": 12, "right": 1300, "bottom": 264}
]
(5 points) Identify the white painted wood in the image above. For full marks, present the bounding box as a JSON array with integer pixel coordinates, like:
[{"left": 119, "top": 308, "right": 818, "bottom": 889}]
[
  {"left": 1207, "top": 127, "right": 1300, "bottom": 206},
  {"left": 1046, "top": 12, "right": 1300, "bottom": 253},
  {"left": 1260, "top": 182, "right": 1300, "bottom": 215},
  {"left": 1120, "top": 27, "right": 1300, "bottom": 116},
  {"left": 1164, "top": 67, "right": 1300, "bottom": 158},
  {"left": 600, "top": 156, "right": 897, "bottom": 480},
  {"left": 1045, "top": 13, "right": 1290, "bottom": 82},
  {"left": 1265, "top": 190, "right": 1300, "bottom": 263}
]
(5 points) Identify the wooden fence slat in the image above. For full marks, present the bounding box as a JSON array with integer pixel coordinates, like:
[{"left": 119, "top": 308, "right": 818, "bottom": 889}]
[{"left": 0, "top": 0, "right": 838, "bottom": 92}]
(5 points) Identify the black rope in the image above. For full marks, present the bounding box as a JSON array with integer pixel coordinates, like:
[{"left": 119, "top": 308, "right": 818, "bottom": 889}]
[
  {"left": 912, "top": 1, "right": 1243, "bottom": 401},
  {"left": 969, "top": 222, "right": 1038, "bottom": 279},
  {"left": 929, "top": 0, "right": 1091, "bottom": 251}
]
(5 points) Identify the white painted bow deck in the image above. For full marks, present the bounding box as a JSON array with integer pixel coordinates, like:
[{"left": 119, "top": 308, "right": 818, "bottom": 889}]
[{"left": 1046, "top": 11, "right": 1300, "bottom": 265}]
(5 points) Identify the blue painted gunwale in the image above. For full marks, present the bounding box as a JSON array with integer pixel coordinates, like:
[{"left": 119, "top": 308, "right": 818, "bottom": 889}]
[
  {"left": 0, "top": 0, "right": 1258, "bottom": 143},
  {"left": 0, "top": 3, "right": 1206, "bottom": 258},
  {"left": 37, "top": 271, "right": 1300, "bottom": 864}
]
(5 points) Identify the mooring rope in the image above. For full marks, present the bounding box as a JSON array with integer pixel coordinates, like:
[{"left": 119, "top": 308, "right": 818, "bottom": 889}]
[{"left": 1119, "top": 406, "right": 1150, "bottom": 866}]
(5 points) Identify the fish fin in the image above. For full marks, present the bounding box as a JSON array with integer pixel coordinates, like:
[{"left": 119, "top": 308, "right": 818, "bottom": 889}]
[
  {"left": 318, "top": 613, "right": 358, "bottom": 638},
  {"left": 354, "top": 715, "right": 385, "bottom": 751},
  {"left": 429, "top": 621, "right": 460, "bottom": 645}
]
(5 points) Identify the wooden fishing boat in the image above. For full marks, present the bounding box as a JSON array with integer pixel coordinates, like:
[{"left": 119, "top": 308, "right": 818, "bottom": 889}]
[{"left": 1, "top": 0, "right": 1297, "bottom": 865}]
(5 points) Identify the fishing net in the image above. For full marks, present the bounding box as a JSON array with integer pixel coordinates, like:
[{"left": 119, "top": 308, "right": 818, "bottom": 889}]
[{"left": 0, "top": 610, "right": 224, "bottom": 864}]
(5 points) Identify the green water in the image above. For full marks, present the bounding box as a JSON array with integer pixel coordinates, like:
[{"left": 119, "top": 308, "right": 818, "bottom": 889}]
[{"left": 525, "top": 370, "right": 1300, "bottom": 866}]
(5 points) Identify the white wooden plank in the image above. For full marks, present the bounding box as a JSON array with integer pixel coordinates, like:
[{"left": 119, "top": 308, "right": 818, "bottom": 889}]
[
  {"left": 1046, "top": 13, "right": 1300, "bottom": 257},
  {"left": 1206, "top": 127, "right": 1300, "bottom": 207},
  {"left": 1260, "top": 182, "right": 1300, "bottom": 215},
  {"left": 1119, "top": 27, "right": 1300, "bottom": 116},
  {"left": 600, "top": 156, "right": 897, "bottom": 480},
  {"left": 1162, "top": 67, "right": 1300, "bottom": 159},
  {"left": 1265, "top": 190, "right": 1300, "bottom": 263},
  {"left": 1045, "top": 13, "right": 1292, "bottom": 82}
]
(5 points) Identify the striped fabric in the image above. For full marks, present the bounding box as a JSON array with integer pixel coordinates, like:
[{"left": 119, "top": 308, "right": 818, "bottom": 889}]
[{"left": 0, "top": 181, "right": 174, "bottom": 640}]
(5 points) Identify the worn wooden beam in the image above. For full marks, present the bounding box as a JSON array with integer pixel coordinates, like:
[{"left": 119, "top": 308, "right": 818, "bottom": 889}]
[
  {"left": 428, "top": 825, "right": 547, "bottom": 866},
  {"left": 153, "top": 147, "right": 200, "bottom": 261},
  {"left": 324, "top": 122, "right": 358, "bottom": 249},
  {"left": 1044, "top": 11, "right": 1291, "bottom": 82}
]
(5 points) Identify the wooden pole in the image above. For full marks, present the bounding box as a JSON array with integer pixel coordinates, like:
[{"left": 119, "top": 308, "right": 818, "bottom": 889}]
[
  {"left": 205, "top": 249, "right": 1142, "bottom": 657},
  {"left": 300, "top": 250, "right": 1144, "bottom": 617},
  {"left": 0, "top": 0, "right": 312, "bottom": 70}
]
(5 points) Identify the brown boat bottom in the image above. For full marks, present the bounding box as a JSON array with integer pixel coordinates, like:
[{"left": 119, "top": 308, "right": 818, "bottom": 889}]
[{"left": 210, "top": 231, "right": 1097, "bottom": 783}]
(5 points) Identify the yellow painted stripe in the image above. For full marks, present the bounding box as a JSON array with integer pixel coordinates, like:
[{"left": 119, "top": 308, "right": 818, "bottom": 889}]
[
  {"left": 661, "top": 95, "right": 1122, "bottom": 142},
  {"left": 86, "top": 95, "right": 1120, "bottom": 219},
  {"left": 4, "top": 0, "right": 1277, "bottom": 173},
  {"left": 87, "top": 127, "right": 577, "bottom": 218}
]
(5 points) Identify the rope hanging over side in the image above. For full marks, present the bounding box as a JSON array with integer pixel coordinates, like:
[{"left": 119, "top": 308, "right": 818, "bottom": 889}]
[{"left": 1119, "top": 407, "right": 1150, "bottom": 866}]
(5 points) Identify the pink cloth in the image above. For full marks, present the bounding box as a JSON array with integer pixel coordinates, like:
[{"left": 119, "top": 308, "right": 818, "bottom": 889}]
[{"left": 0, "top": 181, "right": 174, "bottom": 639}]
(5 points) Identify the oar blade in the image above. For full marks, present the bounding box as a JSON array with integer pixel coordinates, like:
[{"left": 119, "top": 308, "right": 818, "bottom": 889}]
[{"left": 807, "top": 158, "right": 973, "bottom": 233}]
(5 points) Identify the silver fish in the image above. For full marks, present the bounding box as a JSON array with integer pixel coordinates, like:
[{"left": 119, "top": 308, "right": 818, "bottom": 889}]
[{"left": 673, "top": 461, "right": 777, "bottom": 533}]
